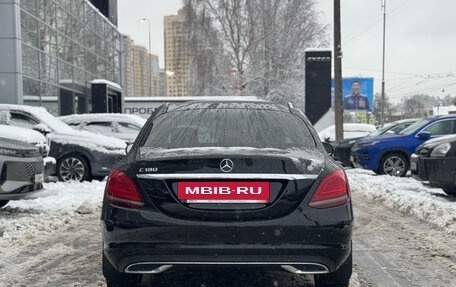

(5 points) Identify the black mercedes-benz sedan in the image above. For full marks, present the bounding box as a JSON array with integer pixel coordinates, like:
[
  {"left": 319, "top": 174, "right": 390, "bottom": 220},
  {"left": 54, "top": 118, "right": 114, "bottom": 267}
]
[{"left": 101, "top": 101, "right": 353, "bottom": 287}]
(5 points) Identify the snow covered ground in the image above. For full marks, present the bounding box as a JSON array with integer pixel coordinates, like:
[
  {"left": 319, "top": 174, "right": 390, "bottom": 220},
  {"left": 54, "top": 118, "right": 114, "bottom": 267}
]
[
  {"left": 346, "top": 168, "right": 456, "bottom": 235},
  {"left": 0, "top": 180, "right": 105, "bottom": 248}
]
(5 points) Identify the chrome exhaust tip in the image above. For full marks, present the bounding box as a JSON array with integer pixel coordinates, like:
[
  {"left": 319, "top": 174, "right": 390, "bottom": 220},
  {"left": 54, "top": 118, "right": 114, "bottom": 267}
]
[
  {"left": 125, "top": 263, "right": 173, "bottom": 274},
  {"left": 281, "top": 263, "right": 329, "bottom": 274}
]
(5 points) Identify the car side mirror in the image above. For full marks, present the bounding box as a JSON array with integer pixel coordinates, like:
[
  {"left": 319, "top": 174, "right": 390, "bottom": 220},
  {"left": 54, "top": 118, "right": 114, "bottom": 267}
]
[
  {"left": 33, "top": 123, "right": 51, "bottom": 135},
  {"left": 417, "top": 131, "right": 431, "bottom": 140},
  {"left": 322, "top": 142, "right": 334, "bottom": 156},
  {"left": 125, "top": 143, "right": 133, "bottom": 154}
]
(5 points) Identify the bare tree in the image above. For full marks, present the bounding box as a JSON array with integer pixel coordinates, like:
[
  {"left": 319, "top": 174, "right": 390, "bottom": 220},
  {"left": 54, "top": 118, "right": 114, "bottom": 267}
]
[
  {"left": 184, "top": 0, "right": 260, "bottom": 95},
  {"left": 183, "top": 0, "right": 328, "bottom": 105},
  {"left": 184, "top": 2, "right": 228, "bottom": 96},
  {"left": 373, "top": 93, "right": 393, "bottom": 121},
  {"left": 441, "top": 94, "right": 456, "bottom": 106},
  {"left": 399, "top": 94, "right": 440, "bottom": 117}
]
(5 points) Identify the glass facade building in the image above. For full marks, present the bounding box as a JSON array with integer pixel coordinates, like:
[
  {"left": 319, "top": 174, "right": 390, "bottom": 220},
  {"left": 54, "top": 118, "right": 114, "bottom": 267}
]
[{"left": 0, "top": 0, "right": 122, "bottom": 115}]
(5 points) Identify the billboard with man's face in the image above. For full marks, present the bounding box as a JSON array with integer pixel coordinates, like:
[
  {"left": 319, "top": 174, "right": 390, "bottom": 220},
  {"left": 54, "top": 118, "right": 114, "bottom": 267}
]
[{"left": 331, "top": 77, "right": 374, "bottom": 111}]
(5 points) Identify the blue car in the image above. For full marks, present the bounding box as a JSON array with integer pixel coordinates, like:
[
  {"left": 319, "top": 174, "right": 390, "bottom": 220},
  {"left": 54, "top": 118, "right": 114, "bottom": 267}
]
[{"left": 352, "top": 115, "right": 456, "bottom": 176}]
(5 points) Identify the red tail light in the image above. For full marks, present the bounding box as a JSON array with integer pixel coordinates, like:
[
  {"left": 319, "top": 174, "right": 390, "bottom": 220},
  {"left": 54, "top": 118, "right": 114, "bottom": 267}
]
[
  {"left": 105, "top": 170, "right": 145, "bottom": 209},
  {"left": 309, "top": 169, "right": 349, "bottom": 209}
]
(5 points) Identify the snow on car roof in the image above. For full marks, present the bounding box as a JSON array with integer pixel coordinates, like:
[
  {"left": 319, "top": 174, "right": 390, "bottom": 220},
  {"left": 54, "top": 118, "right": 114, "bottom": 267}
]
[
  {"left": 389, "top": 118, "right": 420, "bottom": 124},
  {"left": 47, "top": 131, "right": 126, "bottom": 152},
  {"left": 58, "top": 113, "right": 146, "bottom": 126},
  {"left": 0, "top": 104, "right": 73, "bottom": 133},
  {"left": 0, "top": 124, "right": 46, "bottom": 144},
  {"left": 318, "top": 123, "right": 376, "bottom": 142},
  {"left": 341, "top": 123, "right": 377, "bottom": 132}
]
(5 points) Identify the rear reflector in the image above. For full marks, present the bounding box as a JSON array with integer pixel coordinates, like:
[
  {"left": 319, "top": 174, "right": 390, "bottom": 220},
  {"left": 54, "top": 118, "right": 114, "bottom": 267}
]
[
  {"left": 105, "top": 170, "right": 144, "bottom": 209},
  {"left": 309, "top": 169, "right": 349, "bottom": 209}
]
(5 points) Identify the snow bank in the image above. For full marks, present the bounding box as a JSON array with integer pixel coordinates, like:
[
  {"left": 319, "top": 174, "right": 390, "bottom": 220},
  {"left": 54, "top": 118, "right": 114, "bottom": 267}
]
[
  {"left": 7, "top": 181, "right": 105, "bottom": 213},
  {"left": 346, "top": 168, "right": 456, "bottom": 235},
  {"left": 0, "top": 180, "right": 105, "bottom": 243}
]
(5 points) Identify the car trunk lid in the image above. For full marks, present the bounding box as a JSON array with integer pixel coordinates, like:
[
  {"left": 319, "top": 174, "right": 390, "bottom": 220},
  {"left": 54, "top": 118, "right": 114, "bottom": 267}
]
[{"left": 133, "top": 147, "right": 325, "bottom": 221}]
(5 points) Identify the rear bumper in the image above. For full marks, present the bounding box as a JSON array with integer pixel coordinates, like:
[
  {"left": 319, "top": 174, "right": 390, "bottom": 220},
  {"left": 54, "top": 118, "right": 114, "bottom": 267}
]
[
  {"left": 411, "top": 154, "right": 456, "bottom": 187},
  {"left": 102, "top": 208, "right": 353, "bottom": 275},
  {"left": 104, "top": 242, "right": 350, "bottom": 275}
]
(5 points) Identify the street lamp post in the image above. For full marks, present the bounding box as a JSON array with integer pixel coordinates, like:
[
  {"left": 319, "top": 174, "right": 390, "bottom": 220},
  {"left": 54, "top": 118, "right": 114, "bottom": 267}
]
[
  {"left": 140, "top": 18, "right": 152, "bottom": 97},
  {"left": 380, "top": 0, "right": 387, "bottom": 127}
]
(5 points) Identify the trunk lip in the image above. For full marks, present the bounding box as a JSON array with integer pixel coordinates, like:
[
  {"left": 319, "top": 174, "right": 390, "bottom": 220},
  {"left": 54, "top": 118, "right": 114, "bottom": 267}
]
[{"left": 136, "top": 173, "right": 317, "bottom": 180}]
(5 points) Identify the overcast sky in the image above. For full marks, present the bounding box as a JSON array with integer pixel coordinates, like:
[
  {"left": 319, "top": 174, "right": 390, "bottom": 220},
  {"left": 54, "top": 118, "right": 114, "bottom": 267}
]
[{"left": 118, "top": 0, "right": 456, "bottom": 104}]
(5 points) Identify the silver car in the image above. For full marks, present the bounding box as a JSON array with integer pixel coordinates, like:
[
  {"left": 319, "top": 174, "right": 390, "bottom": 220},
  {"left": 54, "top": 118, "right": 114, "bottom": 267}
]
[
  {"left": 0, "top": 137, "right": 44, "bottom": 208},
  {"left": 59, "top": 113, "right": 146, "bottom": 144}
]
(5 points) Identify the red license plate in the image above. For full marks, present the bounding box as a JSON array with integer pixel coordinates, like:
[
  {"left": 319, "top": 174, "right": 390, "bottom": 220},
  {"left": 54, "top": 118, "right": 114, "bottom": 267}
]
[{"left": 177, "top": 181, "right": 270, "bottom": 203}]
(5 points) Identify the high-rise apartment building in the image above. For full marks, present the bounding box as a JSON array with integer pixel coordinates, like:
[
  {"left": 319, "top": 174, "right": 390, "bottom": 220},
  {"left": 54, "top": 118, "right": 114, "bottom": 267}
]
[
  {"left": 123, "top": 35, "right": 159, "bottom": 97},
  {"left": 150, "top": 55, "right": 160, "bottom": 97},
  {"left": 122, "top": 35, "right": 135, "bottom": 97},
  {"left": 164, "top": 9, "right": 190, "bottom": 97},
  {"left": 159, "top": 69, "right": 166, "bottom": 97},
  {"left": 132, "top": 45, "right": 149, "bottom": 97}
]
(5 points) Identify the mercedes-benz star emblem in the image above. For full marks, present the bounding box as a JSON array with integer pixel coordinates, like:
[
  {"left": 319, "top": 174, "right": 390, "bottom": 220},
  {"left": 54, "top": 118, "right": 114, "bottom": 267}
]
[{"left": 220, "top": 159, "right": 234, "bottom": 173}]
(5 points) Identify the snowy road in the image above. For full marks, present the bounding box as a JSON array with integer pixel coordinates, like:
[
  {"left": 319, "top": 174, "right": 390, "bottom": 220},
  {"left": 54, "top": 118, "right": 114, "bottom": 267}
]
[
  {"left": 352, "top": 193, "right": 456, "bottom": 286},
  {"left": 0, "top": 169, "right": 455, "bottom": 286}
]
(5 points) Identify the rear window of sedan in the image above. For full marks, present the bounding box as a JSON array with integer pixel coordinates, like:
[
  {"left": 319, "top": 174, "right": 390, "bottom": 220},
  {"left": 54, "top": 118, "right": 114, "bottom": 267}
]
[{"left": 142, "top": 108, "right": 317, "bottom": 149}]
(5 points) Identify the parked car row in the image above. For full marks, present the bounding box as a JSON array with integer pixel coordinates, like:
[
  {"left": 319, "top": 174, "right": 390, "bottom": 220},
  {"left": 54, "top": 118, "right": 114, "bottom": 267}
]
[
  {"left": 325, "top": 116, "right": 456, "bottom": 196},
  {"left": 0, "top": 104, "right": 131, "bottom": 184},
  {"left": 352, "top": 115, "right": 456, "bottom": 176}
]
